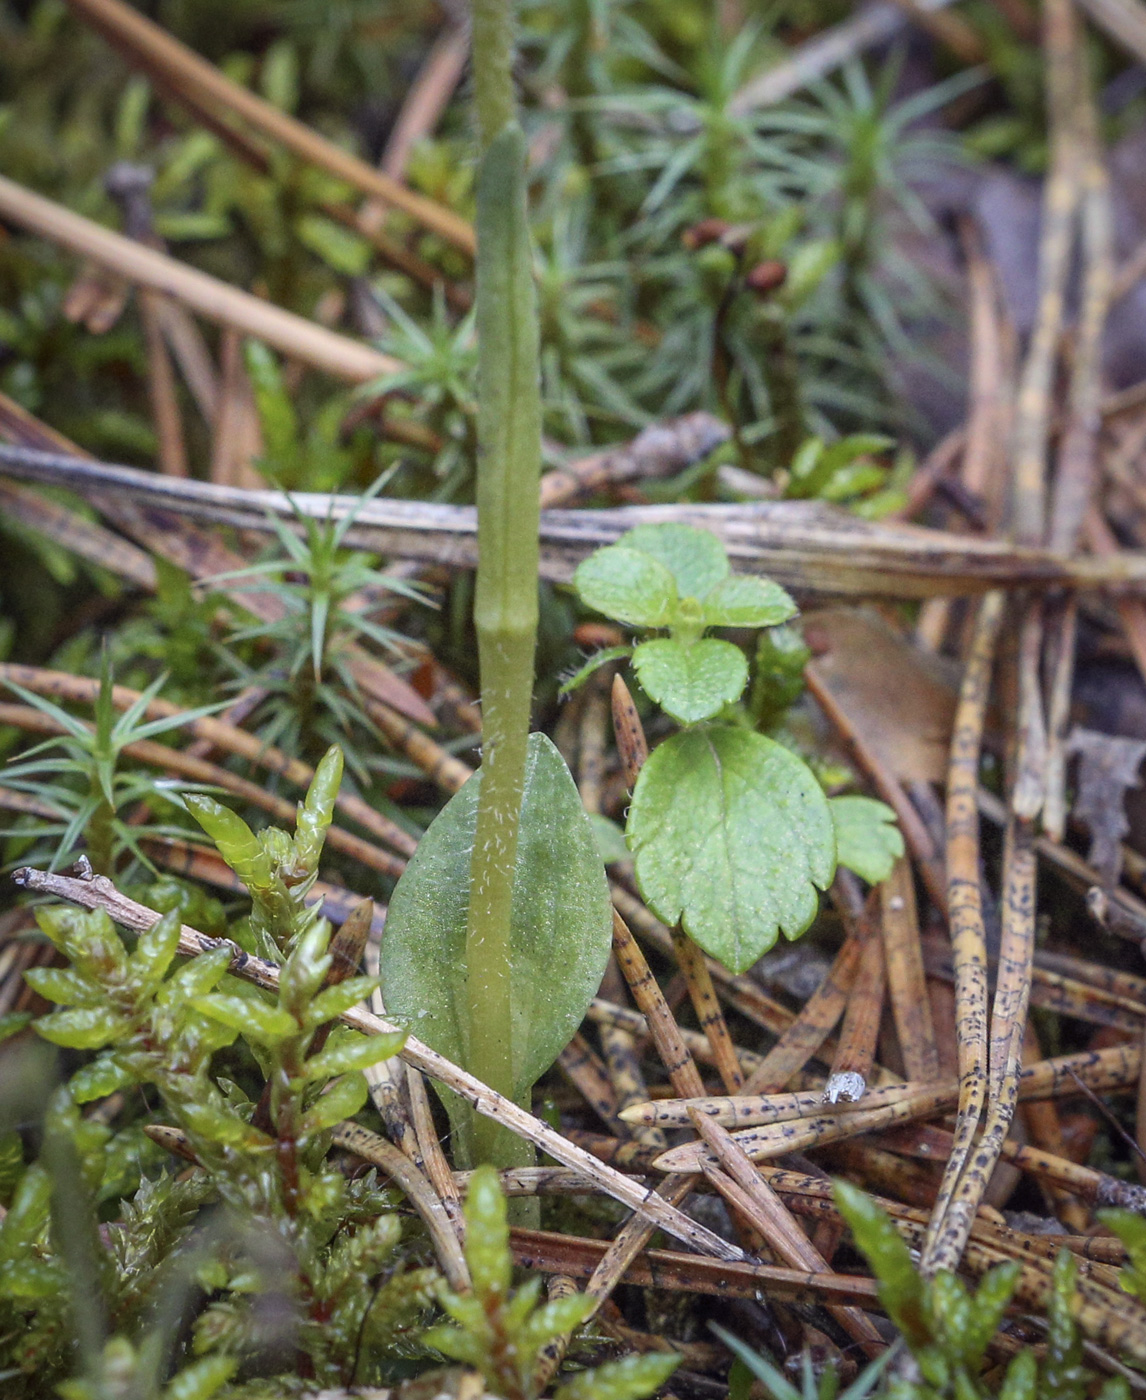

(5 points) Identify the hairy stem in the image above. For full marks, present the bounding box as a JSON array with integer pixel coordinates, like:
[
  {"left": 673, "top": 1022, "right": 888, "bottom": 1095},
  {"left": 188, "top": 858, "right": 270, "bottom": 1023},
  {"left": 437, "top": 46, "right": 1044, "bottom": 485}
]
[{"left": 466, "top": 1, "right": 542, "bottom": 1170}]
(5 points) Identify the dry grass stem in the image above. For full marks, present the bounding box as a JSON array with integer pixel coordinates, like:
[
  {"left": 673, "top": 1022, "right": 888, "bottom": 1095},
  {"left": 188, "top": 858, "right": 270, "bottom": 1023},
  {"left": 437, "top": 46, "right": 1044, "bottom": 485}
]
[
  {"left": 13, "top": 443, "right": 1146, "bottom": 597},
  {"left": 0, "top": 177, "right": 402, "bottom": 384},
  {"left": 65, "top": 0, "right": 474, "bottom": 253}
]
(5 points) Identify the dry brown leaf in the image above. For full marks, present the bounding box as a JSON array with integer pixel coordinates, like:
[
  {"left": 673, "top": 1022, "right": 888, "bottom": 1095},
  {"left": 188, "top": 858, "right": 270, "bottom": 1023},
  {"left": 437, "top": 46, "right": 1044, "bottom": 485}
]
[
  {"left": 1066, "top": 725, "right": 1146, "bottom": 883},
  {"left": 802, "top": 607, "right": 960, "bottom": 783}
]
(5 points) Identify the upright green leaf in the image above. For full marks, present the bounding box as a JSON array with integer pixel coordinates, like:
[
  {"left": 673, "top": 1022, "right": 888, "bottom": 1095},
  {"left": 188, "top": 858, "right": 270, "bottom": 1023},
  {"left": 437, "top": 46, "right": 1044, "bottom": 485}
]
[
  {"left": 627, "top": 727, "right": 835, "bottom": 973},
  {"left": 463, "top": 1164, "right": 512, "bottom": 1302},
  {"left": 381, "top": 733, "right": 613, "bottom": 1155},
  {"left": 833, "top": 1179, "right": 928, "bottom": 1348}
]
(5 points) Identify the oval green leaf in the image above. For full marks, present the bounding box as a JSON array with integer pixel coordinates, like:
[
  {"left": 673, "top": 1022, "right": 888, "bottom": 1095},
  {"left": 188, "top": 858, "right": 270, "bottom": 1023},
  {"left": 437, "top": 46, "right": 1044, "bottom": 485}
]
[
  {"left": 627, "top": 727, "right": 835, "bottom": 973},
  {"left": 33, "top": 1005, "right": 128, "bottom": 1050},
  {"left": 191, "top": 994, "right": 296, "bottom": 1044},
  {"left": 632, "top": 637, "right": 747, "bottom": 723},
  {"left": 619, "top": 523, "right": 729, "bottom": 600},
  {"left": 701, "top": 575, "right": 796, "bottom": 630},
  {"left": 573, "top": 545, "right": 678, "bottom": 628},
  {"left": 830, "top": 795, "right": 904, "bottom": 885},
  {"left": 380, "top": 731, "right": 613, "bottom": 1102},
  {"left": 300, "top": 1071, "right": 370, "bottom": 1134},
  {"left": 302, "top": 1029, "right": 406, "bottom": 1082}
]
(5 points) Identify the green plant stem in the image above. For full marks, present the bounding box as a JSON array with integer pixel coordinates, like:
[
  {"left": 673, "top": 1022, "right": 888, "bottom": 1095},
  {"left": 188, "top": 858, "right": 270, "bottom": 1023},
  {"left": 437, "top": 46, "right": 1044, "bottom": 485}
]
[
  {"left": 86, "top": 789, "right": 116, "bottom": 877},
  {"left": 466, "top": 6, "right": 542, "bottom": 1171},
  {"left": 472, "top": 0, "right": 516, "bottom": 152}
]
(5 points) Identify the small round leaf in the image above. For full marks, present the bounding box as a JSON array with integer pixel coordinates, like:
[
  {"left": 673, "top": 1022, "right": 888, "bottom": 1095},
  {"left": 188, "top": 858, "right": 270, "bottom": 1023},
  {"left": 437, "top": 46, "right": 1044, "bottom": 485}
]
[
  {"left": 632, "top": 638, "right": 747, "bottom": 723},
  {"left": 628, "top": 727, "right": 836, "bottom": 973},
  {"left": 830, "top": 796, "right": 904, "bottom": 885},
  {"left": 701, "top": 575, "right": 796, "bottom": 629},
  {"left": 573, "top": 546, "right": 678, "bottom": 628},
  {"left": 619, "top": 523, "right": 729, "bottom": 600}
]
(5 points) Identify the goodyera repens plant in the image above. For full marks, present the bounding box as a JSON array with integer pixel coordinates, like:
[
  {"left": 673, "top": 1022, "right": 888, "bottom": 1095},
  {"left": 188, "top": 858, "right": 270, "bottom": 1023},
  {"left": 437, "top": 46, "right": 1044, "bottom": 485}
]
[
  {"left": 572, "top": 521, "right": 903, "bottom": 974},
  {"left": 379, "top": 0, "right": 612, "bottom": 1180}
]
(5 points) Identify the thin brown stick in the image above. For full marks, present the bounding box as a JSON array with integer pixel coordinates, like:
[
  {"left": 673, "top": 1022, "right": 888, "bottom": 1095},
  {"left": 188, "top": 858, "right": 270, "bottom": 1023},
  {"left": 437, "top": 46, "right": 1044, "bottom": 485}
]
[
  {"left": 610, "top": 882, "right": 798, "bottom": 1038},
  {"left": 152, "top": 298, "right": 219, "bottom": 425},
  {"left": 880, "top": 857, "right": 939, "bottom": 1083},
  {"left": 378, "top": 23, "right": 471, "bottom": 183},
  {"left": 1011, "top": 598, "right": 1047, "bottom": 821},
  {"left": 1011, "top": 0, "right": 1083, "bottom": 547},
  {"left": 611, "top": 676, "right": 743, "bottom": 1091},
  {"left": 332, "top": 1122, "right": 470, "bottom": 1291},
  {"left": 928, "top": 815, "right": 1037, "bottom": 1272},
  {"left": 137, "top": 837, "right": 377, "bottom": 930},
  {"left": 406, "top": 1068, "right": 465, "bottom": 1240},
  {"left": 609, "top": 911, "right": 705, "bottom": 1101},
  {"left": 577, "top": 681, "right": 609, "bottom": 817},
  {"left": 540, "top": 415, "right": 729, "bottom": 510},
  {"left": 509, "top": 1227, "right": 881, "bottom": 1306},
  {"left": 598, "top": 1022, "right": 667, "bottom": 1152},
  {"left": 362, "top": 694, "right": 474, "bottom": 794},
  {"left": 959, "top": 215, "right": 1008, "bottom": 522},
  {"left": 887, "top": 0, "right": 986, "bottom": 60},
  {"left": 1039, "top": 30, "right": 1112, "bottom": 835},
  {"left": 0, "top": 176, "right": 401, "bottom": 385},
  {"left": 209, "top": 328, "right": 264, "bottom": 489},
  {"left": 557, "top": 1032, "right": 626, "bottom": 1136},
  {"left": 0, "top": 702, "right": 407, "bottom": 879},
  {"left": 14, "top": 440, "right": 1146, "bottom": 598},
  {"left": 596, "top": 960, "right": 666, "bottom": 1152},
  {"left": 0, "top": 666, "right": 417, "bottom": 859},
  {"left": 140, "top": 291, "right": 189, "bottom": 478},
  {"left": 622, "top": 1041, "right": 1140, "bottom": 1135},
  {"left": 588, "top": 998, "right": 767, "bottom": 1078},
  {"left": 610, "top": 674, "right": 648, "bottom": 786},
  {"left": 0, "top": 481, "right": 157, "bottom": 591},
  {"left": 880, "top": 1119, "right": 1146, "bottom": 1214},
  {"left": 741, "top": 929, "right": 864, "bottom": 1095},
  {"left": 890, "top": 425, "right": 964, "bottom": 523},
  {"left": 804, "top": 661, "right": 945, "bottom": 907}
]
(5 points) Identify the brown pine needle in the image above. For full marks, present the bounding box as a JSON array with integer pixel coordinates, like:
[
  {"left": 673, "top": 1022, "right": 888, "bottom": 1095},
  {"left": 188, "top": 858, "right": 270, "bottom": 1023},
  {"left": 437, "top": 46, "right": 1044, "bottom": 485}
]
[
  {"left": 880, "top": 856, "right": 940, "bottom": 1083},
  {"left": 610, "top": 680, "right": 744, "bottom": 1091},
  {"left": 689, "top": 1109, "right": 884, "bottom": 1355},
  {"left": 922, "top": 589, "right": 1003, "bottom": 1271},
  {"left": 741, "top": 927, "right": 863, "bottom": 1094},
  {"left": 647, "top": 1042, "right": 1139, "bottom": 1173},
  {"left": 824, "top": 911, "right": 885, "bottom": 1104},
  {"left": 0, "top": 702, "right": 408, "bottom": 879}
]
